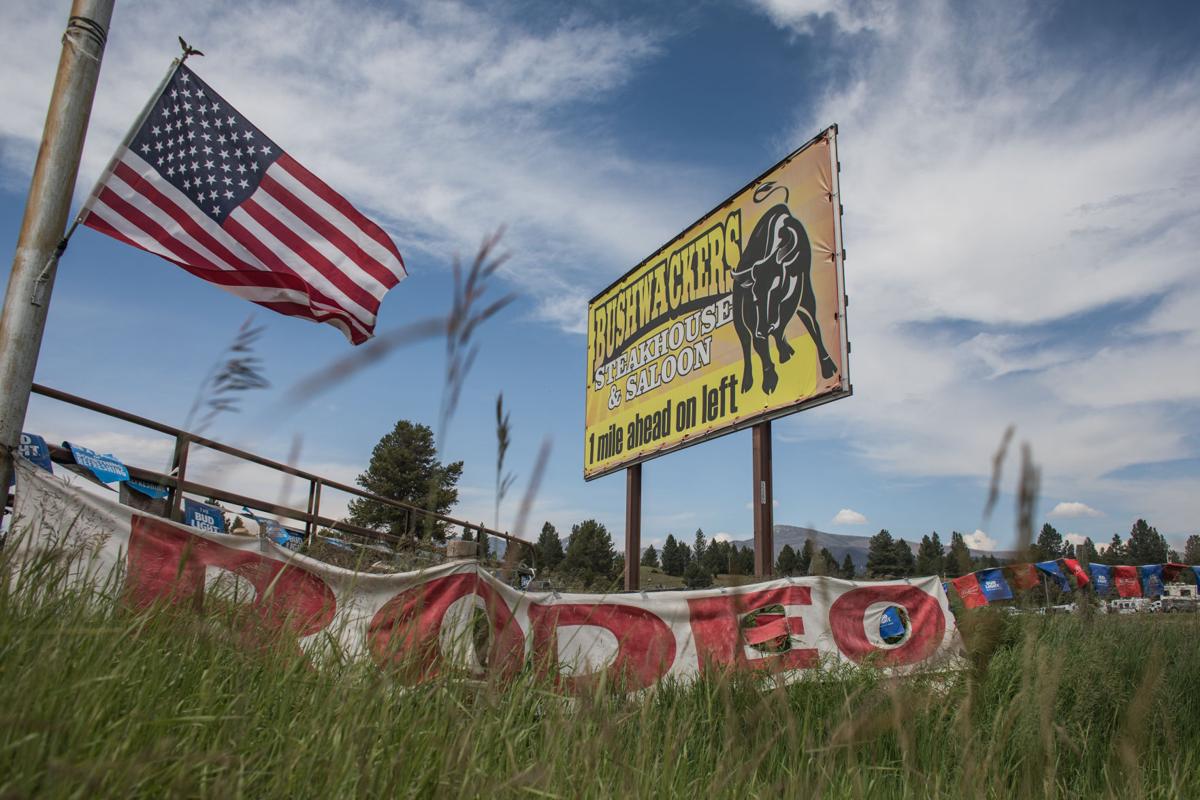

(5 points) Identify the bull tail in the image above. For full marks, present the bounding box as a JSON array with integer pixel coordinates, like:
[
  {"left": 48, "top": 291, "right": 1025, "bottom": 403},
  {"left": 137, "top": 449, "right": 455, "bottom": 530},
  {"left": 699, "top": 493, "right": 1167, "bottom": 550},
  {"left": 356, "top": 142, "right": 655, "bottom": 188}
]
[{"left": 753, "top": 181, "right": 789, "bottom": 206}]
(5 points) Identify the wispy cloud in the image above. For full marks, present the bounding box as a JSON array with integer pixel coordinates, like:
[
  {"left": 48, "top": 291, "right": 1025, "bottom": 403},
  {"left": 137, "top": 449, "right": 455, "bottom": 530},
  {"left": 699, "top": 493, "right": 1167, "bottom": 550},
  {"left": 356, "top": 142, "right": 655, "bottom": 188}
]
[{"left": 761, "top": 0, "right": 1200, "bottom": 532}]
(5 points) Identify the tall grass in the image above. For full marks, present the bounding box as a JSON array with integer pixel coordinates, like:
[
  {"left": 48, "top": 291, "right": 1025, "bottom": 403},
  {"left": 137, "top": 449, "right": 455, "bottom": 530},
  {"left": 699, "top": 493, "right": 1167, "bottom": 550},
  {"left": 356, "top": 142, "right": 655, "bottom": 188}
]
[{"left": 2, "top": 545, "right": 1199, "bottom": 799}]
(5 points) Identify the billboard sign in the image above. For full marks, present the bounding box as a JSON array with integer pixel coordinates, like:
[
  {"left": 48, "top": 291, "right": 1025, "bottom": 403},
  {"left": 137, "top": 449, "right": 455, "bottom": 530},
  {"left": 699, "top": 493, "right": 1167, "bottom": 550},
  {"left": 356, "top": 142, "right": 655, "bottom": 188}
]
[{"left": 584, "top": 126, "right": 849, "bottom": 479}]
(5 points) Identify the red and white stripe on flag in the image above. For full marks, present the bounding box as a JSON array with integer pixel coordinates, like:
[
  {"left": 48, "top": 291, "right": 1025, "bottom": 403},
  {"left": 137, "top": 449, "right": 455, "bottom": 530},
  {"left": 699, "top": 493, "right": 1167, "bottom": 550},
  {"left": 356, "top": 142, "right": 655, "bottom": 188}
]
[{"left": 79, "top": 64, "right": 405, "bottom": 344}]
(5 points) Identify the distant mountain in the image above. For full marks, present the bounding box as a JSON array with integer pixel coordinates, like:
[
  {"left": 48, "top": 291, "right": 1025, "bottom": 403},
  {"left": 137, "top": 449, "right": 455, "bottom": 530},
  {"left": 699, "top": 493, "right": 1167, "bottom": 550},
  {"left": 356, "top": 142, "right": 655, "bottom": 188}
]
[{"left": 729, "top": 525, "right": 1018, "bottom": 572}]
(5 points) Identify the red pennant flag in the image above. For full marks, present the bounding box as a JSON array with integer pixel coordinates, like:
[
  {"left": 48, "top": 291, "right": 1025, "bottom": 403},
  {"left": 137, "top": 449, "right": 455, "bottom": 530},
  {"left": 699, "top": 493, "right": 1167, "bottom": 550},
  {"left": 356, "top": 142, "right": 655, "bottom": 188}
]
[
  {"left": 1112, "top": 565, "right": 1142, "bottom": 598},
  {"left": 1061, "top": 558, "right": 1091, "bottom": 588},
  {"left": 952, "top": 573, "right": 989, "bottom": 609},
  {"left": 1005, "top": 563, "right": 1040, "bottom": 591},
  {"left": 1163, "top": 563, "right": 1188, "bottom": 582}
]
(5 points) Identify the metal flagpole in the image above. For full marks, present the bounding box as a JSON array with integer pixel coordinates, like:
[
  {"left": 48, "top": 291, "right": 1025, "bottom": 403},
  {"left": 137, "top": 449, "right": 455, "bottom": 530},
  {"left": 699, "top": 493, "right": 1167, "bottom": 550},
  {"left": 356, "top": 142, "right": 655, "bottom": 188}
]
[{"left": 0, "top": 0, "right": 114, "bottom": 497}]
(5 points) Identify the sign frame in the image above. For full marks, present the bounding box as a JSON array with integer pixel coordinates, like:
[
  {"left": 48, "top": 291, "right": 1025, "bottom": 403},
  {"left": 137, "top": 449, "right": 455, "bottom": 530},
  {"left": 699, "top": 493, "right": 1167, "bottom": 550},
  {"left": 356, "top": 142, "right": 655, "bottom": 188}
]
[{"left": 583, "top": 125, "right": 851, "bottom": 481}]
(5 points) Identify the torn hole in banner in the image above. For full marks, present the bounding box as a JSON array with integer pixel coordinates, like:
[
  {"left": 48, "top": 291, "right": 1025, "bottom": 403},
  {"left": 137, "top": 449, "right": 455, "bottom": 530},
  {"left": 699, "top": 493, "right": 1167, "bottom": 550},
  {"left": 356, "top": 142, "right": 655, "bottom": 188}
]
[{"left": 740, "top": 603, "right": 795, "bottom": 656}]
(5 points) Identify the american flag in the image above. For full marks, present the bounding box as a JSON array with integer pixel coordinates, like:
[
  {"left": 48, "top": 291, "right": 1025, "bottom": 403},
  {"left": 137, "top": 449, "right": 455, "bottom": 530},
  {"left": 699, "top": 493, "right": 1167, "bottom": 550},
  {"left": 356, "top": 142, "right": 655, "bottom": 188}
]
[{"left": 80, "top": 64, "right": 406, "bottom": 344}]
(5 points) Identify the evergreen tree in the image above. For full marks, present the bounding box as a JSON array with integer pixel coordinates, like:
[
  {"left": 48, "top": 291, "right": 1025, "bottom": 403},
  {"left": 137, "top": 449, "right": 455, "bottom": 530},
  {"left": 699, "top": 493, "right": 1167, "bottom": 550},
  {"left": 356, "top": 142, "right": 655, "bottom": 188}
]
[
  {"left": 1184, "top": 535, "right": 1200, "bottom": 565},
  {"left": 661, "top": 534, "right": 689, "bottom": 576},
  {"left": 1034, "top": 523, "right": 1065, "bottom": 561},
  {"left": 736, "top": 546, "right": 755, "bottom": 575},
  {"left": 703, "top": 538, "right": 727, "bottom": 575},
  {"left": 776, "top": 544, "right": 799, "bottom": 576},
  {"left": 640, "top": 544, "right": 659, "bottom": 569},
  {"left": 683, "top": 560, "right": 713, "bottom": 589},
  {"left": 1103, "top": 533, "right": 1127, "bottom": 565},
  {"left": 535, "top": 521, "right": 564, "bottom": 570},
  {"left": 799, "top": 537, "right": 816, "bottom": 575},
  {"left": 1080, "top": 537, "right": 1099, "bottom": 567},
  {"left": 945, "top": 532, "right": 972, "bottom": 578},
  {"left": 561, "top": 519, "right": 616, "bottom": 588},
  {"left": 477, "top": 527, "right": 490, "bottom": 559},
  {"left": 1127, "top": 519, "right": 1168, "bottom": 564},
  {"left": 840, "top": 552, "right": 856, "bottom": 579},
  {"left": 348, "top": 420, "right": 463, "bottom": 540},
  {"left": 892, "top": 538, "right": 916, "bottom": 576},
  {"left": 693, "top": 528, "right": 708, "bottom": 563},
  {"left": 812, "top": 547, "right": 836, "bottom": 577},
  {"left": 916, "top": 533, "right": 944, "bottom": 576},
  {"left": 866, "top": 529, "right": 898, "bottom": 577}
]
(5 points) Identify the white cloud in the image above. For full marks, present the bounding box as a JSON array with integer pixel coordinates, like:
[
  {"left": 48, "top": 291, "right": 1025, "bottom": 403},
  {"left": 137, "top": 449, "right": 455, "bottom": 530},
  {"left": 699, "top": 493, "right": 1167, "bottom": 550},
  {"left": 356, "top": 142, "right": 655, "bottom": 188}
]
[
  {"left": 712, "top": 532, "right": 733, "bottom": 543},
  {"left": 831, "top": 508, "right": 867, "bottom": 525},
  {"left": 765, "top": 0, "right": 1200, "bottom": 533},
  {"left": 0, "top": 1, "right": 683, "bottom": 332},
  {"left": 963, "top": 530, "right": 998, "bottom": 551},
  {"left": 1064, "top": 533, "right": 1087, "bottom": 547},
  {"left": 1049, "top": 501, "right": 1103, "bottom": 519},
  {"left": 751, "top": 0, "right": 897, "bottom": 36}
]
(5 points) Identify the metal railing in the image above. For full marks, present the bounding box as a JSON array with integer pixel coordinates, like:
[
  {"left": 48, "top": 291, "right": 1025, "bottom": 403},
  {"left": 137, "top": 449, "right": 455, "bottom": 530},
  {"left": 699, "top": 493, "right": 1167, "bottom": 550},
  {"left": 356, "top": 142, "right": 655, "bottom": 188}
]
[{"left": 29, "top": 383, "right": 529, "bottom": 560}]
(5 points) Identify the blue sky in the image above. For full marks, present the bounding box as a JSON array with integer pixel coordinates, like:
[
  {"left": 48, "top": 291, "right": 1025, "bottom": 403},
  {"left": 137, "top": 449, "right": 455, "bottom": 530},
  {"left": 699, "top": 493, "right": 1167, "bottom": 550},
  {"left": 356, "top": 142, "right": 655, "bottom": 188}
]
[{"left": 2, "top": 0, "right": 1198, "bottom": 554}]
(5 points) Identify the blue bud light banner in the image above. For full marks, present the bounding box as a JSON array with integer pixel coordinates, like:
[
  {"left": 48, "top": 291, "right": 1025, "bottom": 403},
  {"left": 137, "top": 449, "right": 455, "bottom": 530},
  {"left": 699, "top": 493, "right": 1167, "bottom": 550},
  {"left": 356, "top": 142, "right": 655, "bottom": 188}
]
[
  {"left": 976, "top": 568, "right": 1014, "bottom": 602},
  {"left": 1139, "top": 564, "right": 1165, "bottom": 598},
  {"left": 1089, "top": 564, "right": 1112, "bottom": 596},
  {"left": 183, "top": 498, "right": 227, "bottom": 533},
  {"left": 127, "top": 479, "right": 169, "bottom": 500},
  {"left": 1035, "top": 560, "right": 1070, "bottom": 592},
  {"left": 64, "top": 442, "right": 129, "bottom": 484},
  {"left": 879, "top": 607, "right": 906, "bottom": 640}
]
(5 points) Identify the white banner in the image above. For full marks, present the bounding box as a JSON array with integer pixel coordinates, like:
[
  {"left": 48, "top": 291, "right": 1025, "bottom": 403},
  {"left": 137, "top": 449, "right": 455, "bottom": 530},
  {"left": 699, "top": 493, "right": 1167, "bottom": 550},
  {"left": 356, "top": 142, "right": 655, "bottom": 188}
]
[{"left": 10, "top": 460, "right": 963, "bottom": 689}]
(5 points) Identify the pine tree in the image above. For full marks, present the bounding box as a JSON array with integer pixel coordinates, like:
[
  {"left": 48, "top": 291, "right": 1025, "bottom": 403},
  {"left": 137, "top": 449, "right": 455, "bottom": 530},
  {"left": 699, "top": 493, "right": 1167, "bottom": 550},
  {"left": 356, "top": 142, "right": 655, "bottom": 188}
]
[
  {"left": 776, "top": 544, "right": 799, "bottom": 576},
  {"left": 916, "top": 533, "right": 944, "bottom": 576},
  {"left": 840, "top": 552, "right": 856, "bottom": 579},
  {"left": 736, "top": 546, "right": 755, "bottom": 575},
  {"left": 535, "top": 521, "right": 564, "bottom": 570},
  {"left": 1184, "top": 535, "right": 1200, "bottom": 565},
  {"left": 799, "top": 538, "right": 816, "bottom": 575},
  {"left": 1127, "top": 519, "right": 1168, "bottom": 565},
  {"left": 1080, "top": 537, "right": 1099, "bottom": 567},
  {"left": 1103, "top": 533, "right": 1127, "bottom": 565},
  {"left": 892, "top": 538, "right": 916, "bottom": 576},
  {"left": 348, "top": 420, "right": 463, "bottom": 540},
  {"left": 661, "top": 534, "right": 689, "bottom": 576},
  {"left": 693, "top": 528, "right": 708, "bottom": 564},
  {"left": 945, "top": 532, "right": 972, "bottom": 578},
  {"left": 640, "top": 544, "right": 659, "bottom": 569},
  {"left": 683, "top": 560, "right": 713, "bottom": 588},
  {"left": 866, "top": 529, "right": 898, "bottom": 577},
  {"left": 1035, "top": 523, "right": 1065, "bottom": 561},
  {"left": 809, "top": 547, "right": 831, "bottom": 577},
  {"left": 561, "top": 519, "right": 616, "bottom": 588}
]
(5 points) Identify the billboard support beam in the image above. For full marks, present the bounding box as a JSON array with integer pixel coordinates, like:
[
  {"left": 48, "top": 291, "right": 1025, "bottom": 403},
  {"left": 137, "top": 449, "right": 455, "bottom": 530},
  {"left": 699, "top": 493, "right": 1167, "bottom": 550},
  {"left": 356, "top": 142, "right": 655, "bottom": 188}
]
[
  {"left": 752, "top": 422, "right": 773, "bottom": 577},
  {"left": 624, "top": 463, "right": 641, "bottom": 590}
]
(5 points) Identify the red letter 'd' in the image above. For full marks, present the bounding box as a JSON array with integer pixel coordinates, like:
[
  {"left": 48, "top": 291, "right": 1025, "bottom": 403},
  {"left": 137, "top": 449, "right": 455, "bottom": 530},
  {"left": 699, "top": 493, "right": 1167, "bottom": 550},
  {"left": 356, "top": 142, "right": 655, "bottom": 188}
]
[{"left": 528, "top": 602, "right": 676, "bottom": 692}]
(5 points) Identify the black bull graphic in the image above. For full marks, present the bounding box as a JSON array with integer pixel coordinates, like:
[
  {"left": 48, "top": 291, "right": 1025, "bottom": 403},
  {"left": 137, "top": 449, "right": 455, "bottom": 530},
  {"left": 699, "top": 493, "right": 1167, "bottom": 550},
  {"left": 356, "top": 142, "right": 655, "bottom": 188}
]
[{"left": 731, "top": 201, "right": 838, "bottom": 394}]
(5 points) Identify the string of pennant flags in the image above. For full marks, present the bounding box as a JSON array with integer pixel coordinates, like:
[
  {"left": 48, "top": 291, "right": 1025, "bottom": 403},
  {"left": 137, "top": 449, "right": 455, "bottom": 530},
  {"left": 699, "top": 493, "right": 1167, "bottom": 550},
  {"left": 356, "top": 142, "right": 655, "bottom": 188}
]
[
  {"left": 946, "top": 558, "right": 1200, "bottom": 608},
  {"left": 14, "top": 434, "right": 1200, "bottom": 606}
]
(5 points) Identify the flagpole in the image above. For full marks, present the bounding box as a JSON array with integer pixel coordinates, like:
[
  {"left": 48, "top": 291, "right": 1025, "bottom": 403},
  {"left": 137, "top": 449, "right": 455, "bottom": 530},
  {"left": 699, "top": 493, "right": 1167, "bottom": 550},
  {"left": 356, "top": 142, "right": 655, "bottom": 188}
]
[{"left": 0, "top": 0, "right": 114, "bottom": 498}]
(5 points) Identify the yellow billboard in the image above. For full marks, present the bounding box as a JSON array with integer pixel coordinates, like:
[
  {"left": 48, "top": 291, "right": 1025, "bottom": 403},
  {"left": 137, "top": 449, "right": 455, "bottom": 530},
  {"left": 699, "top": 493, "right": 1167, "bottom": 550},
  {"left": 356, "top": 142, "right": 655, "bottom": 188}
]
[{"left": 584, "top": 127, "right": 849, "bottom": 480}]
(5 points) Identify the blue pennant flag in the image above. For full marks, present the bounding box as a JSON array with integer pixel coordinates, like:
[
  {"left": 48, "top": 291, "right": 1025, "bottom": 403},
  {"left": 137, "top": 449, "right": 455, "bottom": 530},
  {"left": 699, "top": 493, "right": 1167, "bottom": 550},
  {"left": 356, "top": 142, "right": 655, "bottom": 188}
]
[
  {"left": 18, "top": 433, "right": 53, "bottom": 473},
  {"left": 242, "top": 506, "right": 304, "bottom": 552},
  {"left": 1193, "top": 566, "right": 1200, "bottom": 588},
  {"left": 1089, "top": 564, "right": 1113, "bottom": 596},
  {"left": 1035, "top": 560, "right": 1071, "bottom": 592},
  {"left": 126, "top": 479, "right": 169, "bottom": 500},
  {"left": 977, "top": 568, "right": 1014, "bottom": 602},
  {"left": 1139, "top": 564, "right": 1165, "bottom": 597},
  {"left": 183, "top": 499, "right": 227, "bottom": 533},
  {"left": 64, "top": 442, "right": 129, "bottom": 484}
]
